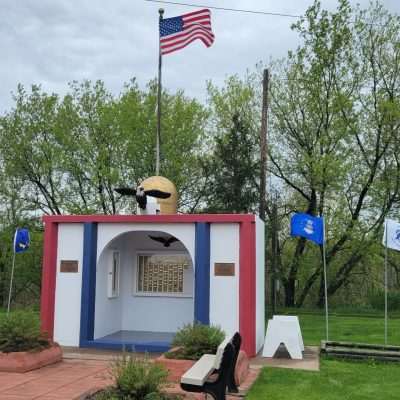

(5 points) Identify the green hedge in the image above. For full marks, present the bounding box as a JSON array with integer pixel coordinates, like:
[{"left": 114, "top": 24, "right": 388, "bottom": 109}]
[
  {"left": 165, "top": 323, "right": 225, "bottom": 360},
  {"left": 0, "top": 310, "right": 49, "bottom": 353}
]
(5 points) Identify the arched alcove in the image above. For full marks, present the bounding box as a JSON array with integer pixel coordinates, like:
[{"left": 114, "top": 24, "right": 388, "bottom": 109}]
[{"left": 94, "top": 230, "right": 194, "bottom": 345}]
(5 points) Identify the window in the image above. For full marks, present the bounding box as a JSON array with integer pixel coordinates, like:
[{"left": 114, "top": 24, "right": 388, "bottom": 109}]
[
  {"left": 136, "top": 254, "right": 190, "bottom": 295},
  {"left": 108, "top": 251, "right": 120, "bottom": 298}
]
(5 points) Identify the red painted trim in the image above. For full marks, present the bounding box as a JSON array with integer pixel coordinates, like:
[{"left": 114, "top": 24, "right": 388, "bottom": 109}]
[
  {"left": 42, "top": 214, "right": 256, "bottom": 224},
  {"left": 40, "top": 222, "right": 58, "bottom": 340},
  {"left": 239, "top": 220, "right": 256, "bottom": 357}
]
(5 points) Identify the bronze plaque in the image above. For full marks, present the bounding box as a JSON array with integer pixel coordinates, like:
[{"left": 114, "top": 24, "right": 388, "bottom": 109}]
[
  {"left": 60, "top": 260, "right": 79, "bottom": 273},
  {"left": 214, "top": 263, "right": 235, "bottom": 276}
]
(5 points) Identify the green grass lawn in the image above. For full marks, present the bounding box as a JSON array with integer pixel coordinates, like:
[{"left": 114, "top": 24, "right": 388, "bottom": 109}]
[
  {"left": 247, "top": 358, "right": 400, "bottom": 400},
  {"left": 248, "top": 311, "right": 400, "bottom": 399},
  {"left": 276, "top": 310, "right": 400, "bottom": 346},
  {"left": 300, "top": 313, "right": 400, "bottom": 345}
]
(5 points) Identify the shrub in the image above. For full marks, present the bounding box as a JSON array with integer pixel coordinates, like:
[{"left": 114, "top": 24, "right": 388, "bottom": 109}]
[
  {"left": 367, "top": 289, "right": 400, "bottom": 311},
  {"left": 90, "top": 389, "right": 181, "bottom": 400},
  {"left": 0, "top": 310, "right": 49, "bottom": 353},
  {"left": 165, "top": 323, "right": 225, "bottom": 360},
  {"left": 90, "top": 355, "right": 170, "bottom": 400}
]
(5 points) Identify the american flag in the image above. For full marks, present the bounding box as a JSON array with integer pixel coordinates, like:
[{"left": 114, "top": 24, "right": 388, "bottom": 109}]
[{"left": 159, "top": 9, "right": 215, "bottom": 56}]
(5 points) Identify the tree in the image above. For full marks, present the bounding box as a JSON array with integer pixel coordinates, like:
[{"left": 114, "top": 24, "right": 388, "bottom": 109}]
[
  {"left": 0, "top": 79, "right": 208, "bottom": 216},
  {"left": 203, "top": 0, "right": 400, "bottom": 308},
  {"left": 203, "top": 113, "right": 259, "bottom": 213},
  {"left": 268, "top": 0, "right": 400, "bottom": 307},
  {"left": 0, "top": 85, "right": 65, "bottom": 215},
  {"left": 203, "top": 76, "right": 261, "bottom": 213}
]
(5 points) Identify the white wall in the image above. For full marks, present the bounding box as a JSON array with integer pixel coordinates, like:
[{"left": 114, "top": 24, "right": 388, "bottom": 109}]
[
  {"left": 53, "top": 224, "right": 84, "bottom": 346},
  {"left": 94, "top": 226, "right": 195, "bottom": 337},
  {"left": 121, "top": 232, "right": 194, "bottom": 332},
  {"left": 94, "top": 243, "right": 123, "bottom": 339},
  {"left": 209, "top": 224, "right": 240, "bottom": 337},
  {"left": 255, "top": 217, "right": 265, "bottom": 353}
]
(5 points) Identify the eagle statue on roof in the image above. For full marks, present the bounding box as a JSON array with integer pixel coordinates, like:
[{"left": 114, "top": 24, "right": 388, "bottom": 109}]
[{"left": 115, "top": 176, "right": 178, "bottom": 215}]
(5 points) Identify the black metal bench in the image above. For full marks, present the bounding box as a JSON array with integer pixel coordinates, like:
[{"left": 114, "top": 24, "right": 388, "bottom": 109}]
[{"left": 180, "top": 332, "right": 242, "bottom": 400}]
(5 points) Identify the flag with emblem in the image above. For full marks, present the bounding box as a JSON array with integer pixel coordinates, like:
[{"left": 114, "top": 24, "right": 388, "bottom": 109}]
[
  {"left": 14, "top": 228, "right": 30, "bottom": 254},
  {"left": 382, "top": 218, "right": 400, "bottom": 251},
  {"left": 290, "top": 213, "right": 324, "bottom": 245},
  {"left": 159, "top": 8, "right": 215, "bottom": 55}
]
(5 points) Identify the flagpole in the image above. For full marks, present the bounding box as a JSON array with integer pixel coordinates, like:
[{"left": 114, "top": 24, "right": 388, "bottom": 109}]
[
  {"left": 7, "top": 244, "right": 16, "bottom": 314},
  {"left": 322, "top": 218, "right": 329, "bottom": 342},
  {"left": 384, "top": 219, "right": 388, "bottom": 345},
  {"left": 156, "top": 8, "right": 164, "bottom": 176}
]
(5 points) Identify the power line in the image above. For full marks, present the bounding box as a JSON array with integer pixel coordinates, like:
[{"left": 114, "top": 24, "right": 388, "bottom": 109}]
[
  {"left": 143, "top": 0, "right": 302, "bottom": 19},
  {"left": 143, "top": 0, "right": 388, "bottom": 27}
]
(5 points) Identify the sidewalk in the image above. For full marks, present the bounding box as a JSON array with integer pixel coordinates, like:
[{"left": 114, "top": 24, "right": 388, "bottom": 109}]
[
  {"left": 0, "top": 359, "right": 112, "bottom": 400},
  {"left": 0, "top": 346, "right": 318, "bottom": 399}
]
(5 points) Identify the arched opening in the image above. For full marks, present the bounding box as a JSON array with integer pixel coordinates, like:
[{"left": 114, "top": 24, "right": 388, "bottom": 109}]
[{"left": 93, "top": 230, "right": 194, "bottom": 350}]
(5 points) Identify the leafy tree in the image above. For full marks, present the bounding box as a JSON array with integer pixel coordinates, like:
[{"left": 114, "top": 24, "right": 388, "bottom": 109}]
[
  {"left": 203, "top": 113, "right": 259, "bottom": 213},
  {"left": 203, "top": 76, "right": 260, "bottom": 213},
  {"left": 0, "top": 79, "right": 208, "bottom": 216},
  {"left": 203, "top": 0, "right": 400, "bottom": 308},
  {"left": 0, "top": 85, "right": 64, "bottom": 215},
  {"left": 268, "top": 0, "right": 400, "bottom": 307}
]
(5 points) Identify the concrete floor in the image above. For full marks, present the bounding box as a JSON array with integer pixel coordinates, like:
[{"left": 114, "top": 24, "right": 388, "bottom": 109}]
[
  {"left": 62, "top": 346, "right": 162, "bottom": 361},
  {"left": 251, "top": 345, "right": 320, "bottom": 371},
  {"left": 63, "top": 344, "right": 320, "bottom": 372},
  {"left": 98, "top": 330, "right": 175, "bottom": 343}
]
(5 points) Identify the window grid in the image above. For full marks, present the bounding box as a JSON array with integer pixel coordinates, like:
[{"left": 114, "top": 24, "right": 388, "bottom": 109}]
[{"left": 137, "top": 255, "right": 188, "bottom": 293}]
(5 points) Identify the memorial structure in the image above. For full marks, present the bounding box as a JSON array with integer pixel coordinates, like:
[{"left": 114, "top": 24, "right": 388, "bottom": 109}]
[{"left": 40, "top": 176, "right": 265, "bottom": 357}]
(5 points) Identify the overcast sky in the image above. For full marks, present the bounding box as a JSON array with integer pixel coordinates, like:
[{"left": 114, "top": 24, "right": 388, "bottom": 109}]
[{"left": 1, "top": 0, "right": 399, "bottom": 113}]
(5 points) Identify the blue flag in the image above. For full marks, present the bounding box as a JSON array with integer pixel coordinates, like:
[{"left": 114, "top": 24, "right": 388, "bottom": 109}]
[
  {"left": 14, "top": 228, "right": 30, "bottom": 253},
  {"left": 290, "top": 213, "right": 324, "bottom": 245}
]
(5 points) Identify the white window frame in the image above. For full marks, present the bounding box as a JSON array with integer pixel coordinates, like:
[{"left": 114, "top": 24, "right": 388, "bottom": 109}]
[
  {"left": 133, "top": 251, "right": 193, "bottom": 298},
  {"left": 108, "top": 251, "right": 120, "bottom": 298}
]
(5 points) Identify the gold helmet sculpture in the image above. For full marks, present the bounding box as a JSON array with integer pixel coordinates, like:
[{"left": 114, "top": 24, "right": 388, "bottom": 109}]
[{"left": 115, "top": 176, "right": 177, "bottom": 215}]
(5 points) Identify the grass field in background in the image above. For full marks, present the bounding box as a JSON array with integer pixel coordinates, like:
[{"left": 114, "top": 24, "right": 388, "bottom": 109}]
[
  {"left": 249, "top": 310, "right": 400, "bottom": 399},
  {"left": 248, "top": 358, "right": 400, "bottom": 400},
  {"left": 276, "top": 309, "right": 400, "bottom": 346}
]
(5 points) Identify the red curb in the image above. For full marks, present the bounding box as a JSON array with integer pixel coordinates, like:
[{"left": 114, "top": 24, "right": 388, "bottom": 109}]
[{"left": 0, "top": 344, "right": 62, "bottom": 373}]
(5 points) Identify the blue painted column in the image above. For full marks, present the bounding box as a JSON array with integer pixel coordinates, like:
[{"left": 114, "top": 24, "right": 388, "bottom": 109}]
[
  {"left": 194, "top": 222, "right": 210, "bottom": 324},
  {"left": 80, "top": 222, "right": 98, "bottom": 346}
]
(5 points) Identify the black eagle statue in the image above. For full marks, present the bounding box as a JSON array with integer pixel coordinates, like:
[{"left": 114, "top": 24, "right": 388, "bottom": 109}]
[
  {"left": 115, "top": 186, "right": 171, "bottom": 210},
  {"left": 148, "top": 235, "right": 179, "bottom": 247}
]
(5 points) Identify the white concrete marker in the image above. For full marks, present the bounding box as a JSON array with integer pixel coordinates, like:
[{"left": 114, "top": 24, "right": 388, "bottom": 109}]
[
  {"left": 272, "top": 315, "right": 304, "bottom": 351},
  {"left": 262, "top": 316, "right": 304, "bottom": 360}
]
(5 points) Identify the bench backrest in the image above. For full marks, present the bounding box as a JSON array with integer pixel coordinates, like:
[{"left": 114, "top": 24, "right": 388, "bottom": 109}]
[
  {"left": 213, "top": 337, "right": 231, "bottom": 369},
  {"left": 231, "top": 332, "right": 241, "bottom": 353},
  {"left": 215, "top": 342, "right": 235, "bottom": 385}
]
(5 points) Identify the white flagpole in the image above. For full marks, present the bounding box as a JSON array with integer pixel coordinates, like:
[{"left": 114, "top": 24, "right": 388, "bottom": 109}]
[
  {"left": 7, "top": 231, "right": 17, "bottom": 314},
  {"left": 384, "top": 219, "right": 388, "bottom": 345},
  {"left": 156, "top": 8, "right": 164, "bottom": 176},
  {"left": 323, "top": 218, "right": 329, "bottom": 342}
]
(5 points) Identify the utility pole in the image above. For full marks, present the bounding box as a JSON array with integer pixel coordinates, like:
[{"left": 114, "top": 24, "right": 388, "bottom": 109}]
[
  {"left": 259, "top": 68, "right": 269, "bottom": 221},
  {"left": 271, "top": 195, "right": 278, "bottom": 315},
  {"left": 260, "top": 69, "right": 271, "bottom": 317}
]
